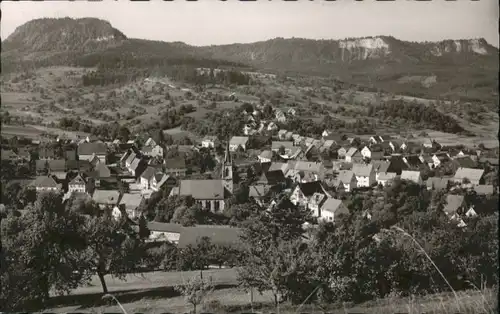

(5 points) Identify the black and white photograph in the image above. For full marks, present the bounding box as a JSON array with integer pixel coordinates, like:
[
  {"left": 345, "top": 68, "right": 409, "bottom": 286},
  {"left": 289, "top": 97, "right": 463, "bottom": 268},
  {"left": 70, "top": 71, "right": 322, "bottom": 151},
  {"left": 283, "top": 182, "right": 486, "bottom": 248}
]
[{"left": 0, "top": 0, "right": 498, "bottom": 313}]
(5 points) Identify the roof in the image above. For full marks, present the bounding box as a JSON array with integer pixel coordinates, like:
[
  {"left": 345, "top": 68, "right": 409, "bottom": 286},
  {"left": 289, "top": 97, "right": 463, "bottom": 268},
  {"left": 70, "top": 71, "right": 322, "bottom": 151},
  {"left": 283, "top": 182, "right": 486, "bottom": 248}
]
[
  {"left": 165, "top": 157, "right": 186, "bottom": 169},
  {"left": 69, "top": 174, "right": 86, "bottom": 185},
  {"left": 352, "top": 163, "right": 374, "bottom": 177},
  {"left": 249, "top": 185, "right": 272, "bottom": 198},
  {"left": 94, "top": 163, "right": 111, "bottom": 178},
  {"left": 337, "top": 170, "right": 355, "bottom": 184},
  {"left": 92, "top": 190, "right": 121, "bottom": 205},
  {"left": 377, "top": 172, "right": 397, "bottom": 181},
  {"left": 125, "top": 152, "right": 137, "bottom": 165},
  {"left": 229, "top": 136, "right": 249, "bottom": 146},
  {"left": 78, "top": 142, "right": 107, "bottom": 156},
  {"left": 387, "top": 156, "right": 409, "bottom": 175},
  {"left": 259, "top": 170, "right": 286, "bottom": 185},
  {"left": 30, "top": 176, "right": 59, "bottom": 188},
  {"left": 443, "top": 194, "right": 465, "bottom": 215},
  {"left": 268, "top": 162, "right": 289, "bottom": 174},
  {"left": 297, "top": 181, "right": 326, "bottom": 197},
  {"left": 259, "top": 150, "right": 273, "bottom": 159},
  {"left": 321, "top": 198, "right": 348, "bottom": 215},
  {"left": 404, "top": 155, "right": 423, "bottom": 167},
  {"left": 472, "top": 185, "right": 494, "bottom": 195},
  {"left": 147, "top": 222, "right": 183, "bottom": 234},
  {"left": 36, "top": 159, "right": 66, "bottom": 172},
  {"left": 130, "top": 158, "right": 143, "bottom": 171},
  {"left": 452, "top": 157, "right": 476, "bottom": 169},
  {"left": 426, "top": 177, "right": 450, "bottom": 190},
  {"left": 454, "top": 167, "right": 484, "bottom": 182},
  {"left": 372, "top": 161, "right": 390, "bottom": 173},
  {"left": 1, "top": 149, "right": 18, "bottom": 160},
  {"left": 370, "top": 151, "right": 385, "bottom": 160},
  {"left": 400, "top": 170, "right": 421, "bottom": 182},
  {"left": 346, "top": 147, "right": 358, "bottom": 157},
  {"left": 119, "top": 193, "right": 143, "bottom": 209},
  {"left": 177, "top": 225, "right": 243, "bottom": 249},
  {"left": 141, "top": 166, "right": 157, "bottom": 180},
  {"left": 289, "top": 161, "right": 323, "bottom": 173},
  {"left": 272, "top": 141, "right": 294, "bottom": 150},
  {"left": 176, "top": 180, "right": 225, "bottom": 200},
  {"left": 66, "top": 160, "right": 92, "bottom": 172}
]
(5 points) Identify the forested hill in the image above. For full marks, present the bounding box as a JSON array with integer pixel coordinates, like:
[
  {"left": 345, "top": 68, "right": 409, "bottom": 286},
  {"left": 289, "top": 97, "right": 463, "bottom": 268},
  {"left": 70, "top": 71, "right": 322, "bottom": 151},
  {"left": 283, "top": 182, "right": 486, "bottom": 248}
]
[{"left": 3, "top": 17, "right": 498, "bottom": 102}]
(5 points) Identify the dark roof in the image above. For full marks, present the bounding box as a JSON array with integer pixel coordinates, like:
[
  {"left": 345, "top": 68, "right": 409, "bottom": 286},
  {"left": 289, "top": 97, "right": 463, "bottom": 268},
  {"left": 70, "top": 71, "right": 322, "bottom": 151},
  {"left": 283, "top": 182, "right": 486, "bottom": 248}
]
[
  {"left": 298, "top": 181, "right": 326, "bottom": 197},
  {"left": 66, "top": 160, "right": 93, "bottom": 172},
  {"left": 48, "top": 159, "right": 66, "bottom": 172},
  {"left": 175, "top": 180, "right": 225, "bottom": 200},
  {"left": 141, "top": 166, "right": 156, "bottom": 180},
  {"left": 147, "top": 222, "right": 183, "bottom": 234},
  {"left": 249, "top": 185, "right": 272, "bottom": 198},
  {"left": 258, "top": 170, "right": 286, "bottom": 185},
  {"left": 78, "top": 142, "right": 107, "bottom": 156},
  {"left": 370, "top": 151, "right": 384, "bottom": 160},
  {"left": 426, "top": 177, "right": 450, "bottom": 190},
  {"left": 30, "top": 176, "right": 59, "bottom": 188},
  {"left": 69, "top": 174, "right": 86, "bottom": 185},
  {"left": 39, "top": 148, "right": 55, "bottom": 159},
  {"left": 1, "top": 149, "right": 19, "bottom": 160},
  {"left": 443, "top": 194, "right": 465, "bottom": 215},
  {"left": 387, "top": 156, "right": 409, "bottom": 175},
  {"left": 452, "top": 156, "right": 476, "bottom": 168},
  {"left": 404, "top": 155, "right": 423, "bottom": 167},
  {"left": 94, "top": 163, "right": 111, "bottom": 178},
  {"left": 177, "top": 225, "right": 243, "bottom": 249},
  {"left": 165, "top": 157, "right": 186, "bottom": 170}
]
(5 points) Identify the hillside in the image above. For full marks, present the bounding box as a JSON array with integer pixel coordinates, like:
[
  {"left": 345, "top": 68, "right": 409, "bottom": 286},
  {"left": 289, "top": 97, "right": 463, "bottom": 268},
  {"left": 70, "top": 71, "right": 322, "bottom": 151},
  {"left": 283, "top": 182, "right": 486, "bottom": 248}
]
[{"left": 2, "top": 18, "right": 499, "bottom": 102}]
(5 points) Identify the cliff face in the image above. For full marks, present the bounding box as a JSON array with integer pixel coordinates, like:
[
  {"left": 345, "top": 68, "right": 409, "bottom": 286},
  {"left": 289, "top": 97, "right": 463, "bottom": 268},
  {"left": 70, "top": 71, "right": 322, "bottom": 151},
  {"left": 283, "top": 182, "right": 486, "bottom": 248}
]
[{"left": 2, "top": 17, "right": 127, "bottom": 53}]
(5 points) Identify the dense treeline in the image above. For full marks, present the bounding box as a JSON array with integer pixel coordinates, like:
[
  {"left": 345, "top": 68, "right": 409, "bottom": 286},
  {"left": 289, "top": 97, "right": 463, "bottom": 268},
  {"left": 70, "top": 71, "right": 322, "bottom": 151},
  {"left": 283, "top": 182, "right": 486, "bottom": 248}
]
[{"left": 368, "top": 99, "right": 467, "bottom": 134}]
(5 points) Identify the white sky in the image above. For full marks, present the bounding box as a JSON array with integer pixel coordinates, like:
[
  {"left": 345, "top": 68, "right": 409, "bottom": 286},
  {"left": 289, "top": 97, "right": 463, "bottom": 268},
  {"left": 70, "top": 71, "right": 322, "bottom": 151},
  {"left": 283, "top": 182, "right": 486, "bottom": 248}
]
[{"left": 1, "top": 0, "right": 499, "bottom": 47}]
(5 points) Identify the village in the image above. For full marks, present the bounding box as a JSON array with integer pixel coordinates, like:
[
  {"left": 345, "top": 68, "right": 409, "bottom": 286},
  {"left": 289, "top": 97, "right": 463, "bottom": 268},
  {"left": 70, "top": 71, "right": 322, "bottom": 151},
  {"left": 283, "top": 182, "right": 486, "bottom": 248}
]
[{"left": 2, "top": 99, "right": 498, "bottom": 248}]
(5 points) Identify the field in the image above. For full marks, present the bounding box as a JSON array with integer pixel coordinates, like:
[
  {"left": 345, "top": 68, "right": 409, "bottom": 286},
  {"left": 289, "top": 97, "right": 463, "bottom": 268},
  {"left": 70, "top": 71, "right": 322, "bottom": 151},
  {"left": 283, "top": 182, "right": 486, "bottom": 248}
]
[{"left": 41, "top": 268, "right": 497, "bottom": 314}]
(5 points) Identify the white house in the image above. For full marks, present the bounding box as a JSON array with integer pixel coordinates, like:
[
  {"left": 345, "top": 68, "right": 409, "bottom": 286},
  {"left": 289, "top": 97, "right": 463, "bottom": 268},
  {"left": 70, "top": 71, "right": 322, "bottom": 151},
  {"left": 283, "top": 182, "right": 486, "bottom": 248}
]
[
  {"left": 317, "top": 198, "right": 349, "bottom": 222},
  {"left": 335, "top": 170, "right": 357, "bottom": 192},
  {"left": 352, "top": 163, "right": 375, "bottom": 188},
  {"left": 201, "top": 136, "right": 218, "bottom": 149},
  {"left": 144, "top": 137, "right": 157, "bottom": 147},
  {"left": 68, "top": 174, "right": 90, "bottom": 194},
  {"left": 453, "top": 167, "right": 484, "bottom": 186},
  {"left": 229, "top": 136, "right": 249, "bottom": 152},
  {"left": 258, "top": 150, "right": 273, "bottom": 163},
  {"left": 376, "top": 172, "right": 397, "bottom": 187},
  {"left": 345, "top": 148, "right": 358, "bottom": 163},
  {"left": 400, "top": 170, "right": 423, "bottom": 185},
  {"left": 78, "top": 142, "right": 107, "bottom": 164},
  {"left": 361, "top": 146, "right": 372, "bottom": 159}
]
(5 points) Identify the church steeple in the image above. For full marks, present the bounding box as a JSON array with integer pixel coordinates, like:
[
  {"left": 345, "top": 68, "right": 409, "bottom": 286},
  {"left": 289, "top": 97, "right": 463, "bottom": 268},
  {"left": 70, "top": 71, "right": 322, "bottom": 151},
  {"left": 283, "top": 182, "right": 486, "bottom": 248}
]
[{"left": 222, "top": 141, "right": 233, "bottom": 195}]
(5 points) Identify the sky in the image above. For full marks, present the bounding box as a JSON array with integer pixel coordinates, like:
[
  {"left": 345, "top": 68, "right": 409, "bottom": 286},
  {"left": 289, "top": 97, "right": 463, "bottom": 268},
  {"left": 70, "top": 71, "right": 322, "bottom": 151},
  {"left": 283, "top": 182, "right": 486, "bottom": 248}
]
[{"left": 1, "top": 0, "right": 499, "bottom": 47}]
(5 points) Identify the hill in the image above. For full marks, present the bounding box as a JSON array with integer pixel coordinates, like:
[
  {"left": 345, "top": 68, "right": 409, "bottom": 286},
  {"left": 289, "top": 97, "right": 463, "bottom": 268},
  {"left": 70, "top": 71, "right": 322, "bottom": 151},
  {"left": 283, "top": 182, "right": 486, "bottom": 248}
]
[{"left": 2, "top": 18, "right": 498, "bottom": 102}]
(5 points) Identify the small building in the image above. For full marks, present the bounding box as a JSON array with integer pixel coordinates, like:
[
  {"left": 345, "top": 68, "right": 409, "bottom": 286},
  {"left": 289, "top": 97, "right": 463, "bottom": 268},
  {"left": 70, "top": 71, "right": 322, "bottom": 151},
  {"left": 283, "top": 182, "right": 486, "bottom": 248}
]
[
  {"left": 426, "top": 177, "right": 451, "bottom": 191},
  {"left": 376, "top": 172, "right": 397, "bottom": 187},
  {"left": 146, "top": 222, "right": 183, "bottom": 244},
  {"left": 78, "top": 142, "right": 107, "bottom": 164},
  {"left": 201, "top": 136, "right": 218, "bottom": 149},
  {"left": 290, "top": 181, "right": 330, "bottom": 207},
  {"left": 68, "top": 174, "right": 91, "bottom": 194},
  {"left": 170, "top": 180, "right": 226, "bottom": 213},
  {"left": 229, "top": 136, "right": 250, "bottom": 152},
  {"left": 258, "top": 150, "right": 273, "bottom": 163},
  {"left": 335, "top": 170, "right": 357, "bottom": 192},
  {"left": 30, "top": 176, "right": 62, "bottom": 193},
  {"left": 117, "top": 193, "right": 144, "bottom": 219},
  {"left": 352, "top": 163, "right": 375, "bottom": 188},
  {"left": 400, "top": 170, "right": 423, "bottom": 185},
  {"left": 92, "top": 190, "right": 121, "bottom": 209},
  {"left": 164, "top": 157, "right": 188, "bottom": 177},
  {"left": 317, "top": 197, "right": 349, "bottom": 223},
  {"left": 453, "top": 167, "right": 484, "bottom": 186},
  {"left": 360, "top": 146, "right": 371, "bottom": 159}
]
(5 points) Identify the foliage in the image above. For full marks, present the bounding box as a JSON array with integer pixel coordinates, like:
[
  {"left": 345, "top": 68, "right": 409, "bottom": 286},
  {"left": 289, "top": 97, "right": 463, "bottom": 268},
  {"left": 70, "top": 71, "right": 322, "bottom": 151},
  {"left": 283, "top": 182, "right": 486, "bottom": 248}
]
[{"left": 175, "top": 275, "right": 215, "bottom": 314}]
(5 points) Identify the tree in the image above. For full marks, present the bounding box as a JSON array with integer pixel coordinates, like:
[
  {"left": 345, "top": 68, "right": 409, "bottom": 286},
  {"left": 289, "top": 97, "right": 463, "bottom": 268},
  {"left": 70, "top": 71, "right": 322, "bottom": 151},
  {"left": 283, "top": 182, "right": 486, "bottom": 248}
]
[
  {"left": 1, "top": 192, "right": 88, "bottom": 309},
  {"left": 175, "top": 275, "right": 214, "bottom": 314},
  {"left": 78, "top": 207, "right": 149, "bottom": 293}
]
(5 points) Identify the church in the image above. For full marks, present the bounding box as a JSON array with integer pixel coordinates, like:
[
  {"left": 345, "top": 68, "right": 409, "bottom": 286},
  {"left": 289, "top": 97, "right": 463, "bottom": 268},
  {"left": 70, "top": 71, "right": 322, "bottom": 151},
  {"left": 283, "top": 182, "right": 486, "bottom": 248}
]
[{"left": 169, "top": 143, "right": 233, "bottom": 213}]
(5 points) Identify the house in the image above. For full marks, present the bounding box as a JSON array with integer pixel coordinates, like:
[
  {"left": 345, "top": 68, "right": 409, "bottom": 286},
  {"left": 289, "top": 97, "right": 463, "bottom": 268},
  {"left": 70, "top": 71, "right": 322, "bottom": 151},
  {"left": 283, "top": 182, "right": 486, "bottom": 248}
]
[
  {"left": 278, "top": 129, "right": 290, "bottom": 140},
  {"left": 451, "top": 156, "right": 476, "bottom": 171},
  {"left": 257, "top": 170, "right": 286, "bottom": 187},
  {"left": 426, "top": 177, "right": 451, "bottom": 191},
  {"left": 275, "top": 110, "right": 286, "bottom": 123},
  {"left": 369, "top": 135, "right": 391, "bottom": 144},
  {"left": 377, "top": 172, "right": 397, "bottom": 187},
  {"left": 78, "top": 142, "right": 107, "bottom": 163},
  {"left": 30, "top": 176, "right": 62, "bottom": 193},
  {"left": 39, "top": 147, "right": 56, "bottom": 160},
  {"left": 146, "top": 222, "right": 183, "bottom": 244},
  {"left": 117, "top": 193, "right": 144, "bottom": 219},
  {"left": 403, "top": 155, "right": 424, "bottom": 169},
  {"left": 290, "top": 181, "right": 330, "bottom": 207},
  {"left": 317, "top": 198, "right": 349, "bottom": 223},
  {"left": 292, "top": 134, "right": 303, "bottom": 146},
  {"left": 140, "top": 166, "right": 158, "bottom": 190},
  {"left": 400, "top": 170, "right": 423, "bottom": 185},
  {"left": 423, "top": 138, "right": 442, "bottom": 150},
  {"left": 322, "top": 129, "right": 334, "bottom": 138},
  {"left": 453, "top": 167, "right": 484, "bottom": 186},
  {"left": 64, "top": 148, "right": 77, "bottom": 161},
  {"left": 144, "top": 137, "right": 157, "bottom": 147},
  {"left": 66, "top": 160, "right": 93, "bottom": 173},
  {"left": 170, "top": 180, "right": 226, "bottom": 212},
  {"left": 345, "top": 148, "right": 359, "bottom": 163},
  {"left": 141, "top": 145, "right": 164, "bottom": 158},
  {"left": 229, "top": 136, "right": 249, "bottom": 152},
  {"left": 1, "top": 149, "right": 20, "bottom": 162},
  {"left": 267, "top": 122, "right": 279, "bottom": 132},
  {"left": 286, "top": 161, "right": 324, "bottom": 183},
  {"left": 360, "top": 146, "right": 372, "bottom": 159},
  {"left": 443, "top": 194, "right": 466, "bottom": 219},
  {"left": 164, "top": 157, "right": 188, "bottom": 177},
  {"left": 389, "top": 140, "right": 407, "bottom": 152},
  {"left": 370, "top": 151, "right": 385, "bottom": 161},
  {"left": 268, "top": 162, "right": 290, "bottom": 175},
  {"left": 335, "top": 170, "right": 357, "bottom": 192},
  {"left": 288, "top": 108, "right": 297, "bottom": 116},
  {"left": 337, "top": 147, "right": 348, "bottom": 160},
  {"left": 249, "top": 185, "right": 272, "bottom": 205},
  {"left": 68, "top": 174, "right": 91, "bottom": 194},
  {"left": 201, "top": 136, "right": 218, "bottom": 148},
  {"left": 272, "top": 141, "right": 294, "bottom": 152},
  {"left": 472, "top": 185, "right": 494, "bottom": 196},
  {"left": 92, "top": 190, "right": 121, "bottom": 209},
  {"left": 258, "top": 150, "right": 273, "bottom": 163},
  {"left": 89, "top": 154, "right": 101, "bottom": 167},
  {"left": 387, "top": 155, "right": 409, "bottom": 175},
  {"left": 432, "top": 152, "right": 450, "bottom": 168},
  {"left": 151, "top": 173, "right": 176, "bottom": 192},
  {"left": 371, "top": 161, "right": 390, "bottom": 181},
  {"left": 128, "top": 157, "right": 147, "bottom": 178},
  {"left": 177, "top": 225, "right": 243, "bottom": 249},
  {"left": 307, "top": 193, "right": 328, "bottom": 218},
  {"left": 352, "top": 163, "right": 375, "bottom": 188}
]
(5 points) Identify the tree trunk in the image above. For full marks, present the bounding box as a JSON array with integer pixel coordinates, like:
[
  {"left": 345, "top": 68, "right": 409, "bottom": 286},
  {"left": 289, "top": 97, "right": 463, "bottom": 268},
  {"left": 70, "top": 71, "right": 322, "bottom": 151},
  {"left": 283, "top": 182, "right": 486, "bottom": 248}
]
[{"left": 98, "top": 272, "right": 108, "bottom": 294}]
